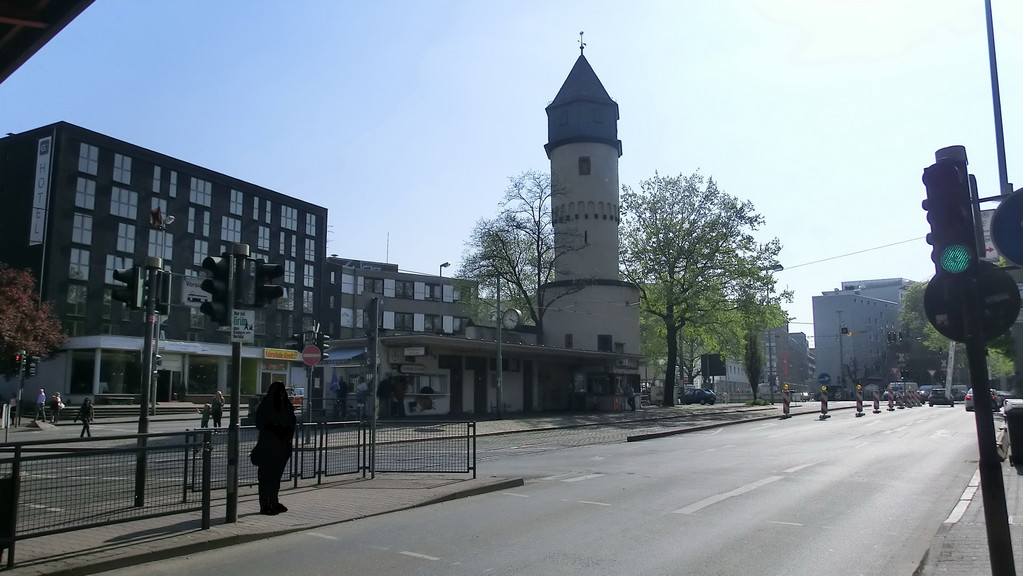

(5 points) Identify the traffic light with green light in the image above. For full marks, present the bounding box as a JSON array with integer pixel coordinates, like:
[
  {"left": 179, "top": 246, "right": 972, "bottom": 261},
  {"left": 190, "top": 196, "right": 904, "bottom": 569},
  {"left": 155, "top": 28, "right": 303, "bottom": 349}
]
[{"left": 922, "top": 159, "right": 978, "bottom": 276}]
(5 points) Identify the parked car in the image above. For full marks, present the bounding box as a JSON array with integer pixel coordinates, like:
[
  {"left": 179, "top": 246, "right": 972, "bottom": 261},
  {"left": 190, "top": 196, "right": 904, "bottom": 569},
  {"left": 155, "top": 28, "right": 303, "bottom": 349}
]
[
  {"left": 917, "top": 385, "right": 933, "bottom": 403},
  {"left": 951, "top": 386, "right": 968, "bottom": 402},
  {"left": 680, "top": 388, "right": 716, "bottom": 405},
  {"left": 928, "top": 388, "right": 954, "bottom": 407},
  {"left": 965, "top": 388, "right": 1000, "bottom": 412}
]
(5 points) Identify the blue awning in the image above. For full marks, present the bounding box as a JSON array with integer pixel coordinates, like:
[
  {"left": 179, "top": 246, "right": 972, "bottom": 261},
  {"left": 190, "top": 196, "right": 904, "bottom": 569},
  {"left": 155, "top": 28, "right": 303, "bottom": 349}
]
[{"left": 330, "top": 348, "right": 365, "bottom": 361}]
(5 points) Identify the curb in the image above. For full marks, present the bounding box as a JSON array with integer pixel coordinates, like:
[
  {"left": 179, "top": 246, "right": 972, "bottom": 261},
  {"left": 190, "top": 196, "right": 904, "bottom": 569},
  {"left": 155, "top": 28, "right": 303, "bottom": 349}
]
[{"left": 626, "top": 405, "right": 857, "bottom": 442}]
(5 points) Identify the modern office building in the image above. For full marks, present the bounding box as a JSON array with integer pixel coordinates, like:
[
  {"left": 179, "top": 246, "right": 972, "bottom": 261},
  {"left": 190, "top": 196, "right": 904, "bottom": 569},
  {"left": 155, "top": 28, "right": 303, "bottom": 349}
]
[
  {"left": 812, "top": 278, "right": 913, "bottom": 397},
  {"left": 0, "top": 122, "right": 331, "bottom": 403}
]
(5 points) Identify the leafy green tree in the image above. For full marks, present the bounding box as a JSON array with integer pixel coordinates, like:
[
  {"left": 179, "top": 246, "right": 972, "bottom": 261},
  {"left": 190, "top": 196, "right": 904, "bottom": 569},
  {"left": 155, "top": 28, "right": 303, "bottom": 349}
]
[
  {"left": 0, "top": 264, "right": 66, "bottom": 369},
  {"left": 620, "top": 172, "right": 783, "bottom": 406}
]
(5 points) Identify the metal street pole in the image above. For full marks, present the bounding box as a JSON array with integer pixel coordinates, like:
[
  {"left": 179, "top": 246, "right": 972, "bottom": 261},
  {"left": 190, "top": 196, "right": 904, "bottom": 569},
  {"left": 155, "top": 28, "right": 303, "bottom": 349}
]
[
  {"left": 226, "top": 243, "right": 246, "bottom": 522},
  {"left": 496, "top": 279, "right": 503, "bottom": 419},
  {"left": 134, "top": 256, "right": 161, "bottom": 507},
  {"left": 984, "top": 0, "right": 1011, "bottom": 197}
]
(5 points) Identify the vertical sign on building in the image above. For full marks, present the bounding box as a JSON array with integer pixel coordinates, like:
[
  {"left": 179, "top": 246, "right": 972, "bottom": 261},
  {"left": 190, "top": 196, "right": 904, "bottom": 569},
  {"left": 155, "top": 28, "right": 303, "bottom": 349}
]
[{"left": 29, "top": 136, "right": 53, "bottom": 246}]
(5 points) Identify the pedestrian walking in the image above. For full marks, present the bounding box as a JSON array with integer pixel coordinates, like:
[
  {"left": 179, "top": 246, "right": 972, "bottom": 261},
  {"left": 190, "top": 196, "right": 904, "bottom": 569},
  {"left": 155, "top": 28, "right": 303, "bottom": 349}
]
[
  {"left": 625, "top": 383, "right": 636, "bottom": 411},
  {"left": 392, "top": 376, "right": 407, "bottom": 417},
  {"left": 250, "top": 381, "right": 296, "bottom": 516},
  {"left": 200, "top": 403, "right": 211, "bottom": 428},
  {"left": 34, "top": 388, "right": 46, "bottom": 421},
  {"left": 49, "top": 392, "right": 64, "bottom": 423},
  {"left": 74, "top": 397, "right": 94, "bottom": 437},
  {"left": 211, "top": 391, "right": 224, "bottom": 427},
  {"left": 355, "top": 379, "right": 369, "bottom": 420},
  {"left": 331, "top": 375, "right": 348, "bottom": 420}
]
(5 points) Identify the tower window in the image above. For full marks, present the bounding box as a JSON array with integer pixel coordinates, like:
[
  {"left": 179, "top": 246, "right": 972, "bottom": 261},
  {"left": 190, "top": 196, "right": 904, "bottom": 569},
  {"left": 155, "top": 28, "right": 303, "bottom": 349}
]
[
  {"left": 565, "top": 334, "right": 573, "bottom": 349},
  {"left": 578, "top": 157, "right": 591, "bottom": 175},
  {"left": 597, "top": 335, "right": 613, "bottom": 352}
]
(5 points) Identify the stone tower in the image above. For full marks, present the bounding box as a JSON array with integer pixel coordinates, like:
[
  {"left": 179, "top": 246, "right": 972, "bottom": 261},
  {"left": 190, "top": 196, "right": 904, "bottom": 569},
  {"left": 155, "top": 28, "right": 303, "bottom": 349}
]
[{"left": 541, "top": 50, "right": 639, "bottom": 357}]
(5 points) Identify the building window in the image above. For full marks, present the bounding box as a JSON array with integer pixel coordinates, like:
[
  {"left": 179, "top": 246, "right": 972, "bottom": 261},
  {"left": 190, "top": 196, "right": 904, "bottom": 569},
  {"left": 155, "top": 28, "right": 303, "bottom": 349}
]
[
  {"left": 189, "top": 307, "right": 204, "bottom": 329},
  {"left": 72, "top": 213, "right": 93, "bottom": 245},
  {"left": 194, "top": 239, "right": 209, "bottom": 266},
  {"left": 258, "top": 226, "right": 270, "bottom": 251},
  {"left": 106, "top": 255, "right": 131, "bottom": 283},
  {"left": 189, "top": 177, "right": 212, "bottom": 207},
  {"left": 78, "top": 143, "right": 99, "bottom": 175},
  {"left": 151, "top": 197, "right": 168, "bottom": 217},
  {"left": 264, "top": 200, "right": 272, "bottom": 224},
  {"left": 395, "top": 312, "right": 414, "bottom": 330},
  {"left": 290, "top": 234, "right": 297, "bottom": 258},
  {"left": 169, "top": 171, "right": 178, "bottom": 198},
  {"left": 222, "top": 216, "right": 241, "bottom": 243},
  {"left": 152, "top": 165, "right": 162, "bottom": 193},
  {"left": 303, "top": 264, "right": 315, "bottom": 288},
  {"left": 252, "top": 197, "right": 260, "bottom": 220},
  {"left": 75, "top": 178, "right": 96, "bottom": 210},
  {"left": 230, "top": 189, "right": 244, "bottom": 215},
  {"left": 187, "top": 207, "right": 195, "bottom": 234},
  {"left": 365, "top": 278, "right": 383, "bottom": 294},
  {"left": 278, "top": 289, "right": 294, "bottom": 311},
  {"left": 395, "top": 280, "right": 414, "bottom": 299},
  {"left": 597, "top": 334, "right": 612, "bottom": 352},
  {"left": 110, "top": 187, "right": 138, "bottom": 219},
  {"left": 306, "top": 213, "right": 317, "bottom": 236},
  {"left": 304, "top": 238, "right": 315, "bottom": 261},
  {"left": 565, "top": 333, "right": 573, "bottom": 349},
  {"left": 578, "top": 156, "right": 591, "bottom": 175},
  {"left": 113, "top": 153, "right": 132, "bottom": 184},
  {"left": 284, "top": 260, "right": 295, "bottom": 284},
  {"left": 116, "top": 223, "right": 136, "bottom": 253},
  {"left": 303, "top": 290, "right": 314, "bottom": 314},
  {"left": 150, "top": 229, "right": 173, "bottom": 261},
  {"left": 279, "top": 231, "right": 287, "bottom": 255},
  {"left": 66, "top": 284, "right": 88, "bottom": 316},
  {"left": 424, "top": 314, "right": 441, "bottom": 332},
  {"left": 281, "top": 206, "right": 298, "bottom": 231},
  {"left": 69, "top": 248, "right": 90, "bottom": 281}
]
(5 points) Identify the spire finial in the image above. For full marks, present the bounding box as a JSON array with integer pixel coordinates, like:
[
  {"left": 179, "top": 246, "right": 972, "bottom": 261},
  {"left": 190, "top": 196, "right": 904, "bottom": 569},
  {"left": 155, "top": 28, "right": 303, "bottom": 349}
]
[{"left": 579, "top": 31, "right": 586, "bottom": 55}]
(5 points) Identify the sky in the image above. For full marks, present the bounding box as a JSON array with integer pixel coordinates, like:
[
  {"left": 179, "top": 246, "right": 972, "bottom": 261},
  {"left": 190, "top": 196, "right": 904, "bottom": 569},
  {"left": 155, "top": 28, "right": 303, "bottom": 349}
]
[{"left": 1, "top": 0, "right": 1021, "bottom": 346}]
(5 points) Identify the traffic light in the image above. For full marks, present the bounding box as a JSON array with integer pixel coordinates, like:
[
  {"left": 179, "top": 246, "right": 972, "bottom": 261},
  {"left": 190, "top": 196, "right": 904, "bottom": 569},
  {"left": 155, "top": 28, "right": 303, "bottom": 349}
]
[
  {"left": 155, "top": 270, "right": 172, "bottom": 315},
  {"left": 252, "top": 259, "right": 285, "bottom": 308},
  {"left": 290, "top": 332, "right": 305, "bottom": 351},
  {"left": 112, "top": 265, "right": 145, "bottom": 310},
  {"left": 922, "top": 159, "right": 978, "bottom": 276},
  {"left": 898, "top": 330, "right": 904, "bottom": 342},
  {"left": 26, "top": 355, "right": 38, "bottom": 377},
  {"left": 900, "top": 369, "right": 908, "bottom": 381},
  {"left": 199, "top": 255, "right": 233, "bottom": 325},
  {"left": 316, "top": 332, "right": 331, "bottom": 361},
  {"left": 13, "top": 351, "right": 23, "bottom": 377}
]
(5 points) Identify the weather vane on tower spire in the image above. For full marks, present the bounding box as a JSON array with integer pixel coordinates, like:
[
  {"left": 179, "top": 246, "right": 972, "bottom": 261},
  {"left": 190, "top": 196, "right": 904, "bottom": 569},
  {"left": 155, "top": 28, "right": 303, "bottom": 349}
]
[{"left": 579, "top": 31, "right": 585, "bottom": 55}]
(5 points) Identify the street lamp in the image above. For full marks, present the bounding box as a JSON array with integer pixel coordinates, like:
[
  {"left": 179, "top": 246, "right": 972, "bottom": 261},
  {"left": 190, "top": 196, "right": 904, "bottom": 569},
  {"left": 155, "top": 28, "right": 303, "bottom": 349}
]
[{"left": 439, "top": 261, "right": 451, "bottom": 277}]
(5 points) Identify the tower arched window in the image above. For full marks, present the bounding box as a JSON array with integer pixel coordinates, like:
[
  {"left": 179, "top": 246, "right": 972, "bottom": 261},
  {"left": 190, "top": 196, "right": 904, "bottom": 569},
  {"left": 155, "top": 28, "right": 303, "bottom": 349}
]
[
  {"left": 599, "top": 201, "right": 605, "bottom": 220},
  {"left": 588, "top": 201, "right": 596, "bottom": 219}
]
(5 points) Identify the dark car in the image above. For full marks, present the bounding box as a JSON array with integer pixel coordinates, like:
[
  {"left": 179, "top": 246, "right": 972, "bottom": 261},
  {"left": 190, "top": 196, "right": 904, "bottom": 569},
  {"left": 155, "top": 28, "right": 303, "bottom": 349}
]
[
  {"left": 928, "top": 388, "right": 954, "bottom": 407},
  {"left": 680, "top": 388, "right": 716, "bottom": 405},
  {"left": 951, "top": 386, "right": 968, "bottom": 401},
  {"left": 917, "top": 385, "right": 933, "bottom": 403}
]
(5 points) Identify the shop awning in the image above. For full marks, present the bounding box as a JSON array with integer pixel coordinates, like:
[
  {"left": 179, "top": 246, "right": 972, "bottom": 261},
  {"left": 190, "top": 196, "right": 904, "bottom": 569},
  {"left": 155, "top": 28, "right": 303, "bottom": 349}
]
[{"left": 330, "top": 348, "right": 365, "bottom": 361}]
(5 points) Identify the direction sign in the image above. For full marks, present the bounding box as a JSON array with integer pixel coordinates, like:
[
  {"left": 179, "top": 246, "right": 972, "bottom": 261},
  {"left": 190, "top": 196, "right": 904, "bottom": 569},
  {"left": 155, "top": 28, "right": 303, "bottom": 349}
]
[
  {"left": 818, "top": 373, "right": 830, "bottom": 386},
  {"left": 991, "top": 190, "right": 1023, "bottom": 266},
  {"left": 301, "top": 345, "right": 321, "bottom": 366},
  {"left": 924, "top": 261, "right": 1020, "bottom": 343}
]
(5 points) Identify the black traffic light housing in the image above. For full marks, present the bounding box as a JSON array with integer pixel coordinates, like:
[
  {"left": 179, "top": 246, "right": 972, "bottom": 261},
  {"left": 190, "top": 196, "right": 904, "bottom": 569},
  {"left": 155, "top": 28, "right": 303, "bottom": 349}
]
[
  {"left": 112, "top": 265, "right": 145, "bottom": 310},
  {"left": 316, "top": 332, "right": 331, "bottom": 361},
  {"left": 199, "top": 255, "right": 233, "bottom": 325},
  {"left": 922, "top": 159, "right": 978, "bottom": 277},
  {"left": 26, "top": 354, "right": 38, "bottom": 377},
  {"left": 253, "top": 259, "right": 285, "bottom": 308},
  {"left": 290, "top": 332, "right": 305, "bottom": 351},
  {"left": 155, "top": 270, "right": 172, "bottom": 315}
]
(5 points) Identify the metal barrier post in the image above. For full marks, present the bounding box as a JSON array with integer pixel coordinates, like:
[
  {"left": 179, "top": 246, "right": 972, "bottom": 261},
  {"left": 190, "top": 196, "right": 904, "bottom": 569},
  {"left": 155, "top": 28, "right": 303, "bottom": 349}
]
[
  {"left": 181, "top": 432, "right": 191, "bottom": 504},
  {"left": 202, "top": 430, "right": 212, "bottom": 530},
  {"left": 3, "top": 446, "right": 22, "bottom": 568}
]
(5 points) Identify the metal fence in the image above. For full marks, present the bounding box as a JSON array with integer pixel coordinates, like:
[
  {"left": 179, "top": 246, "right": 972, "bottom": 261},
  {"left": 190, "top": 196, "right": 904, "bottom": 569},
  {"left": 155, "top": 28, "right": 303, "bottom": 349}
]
[{"left": 0, "top": 419, "right": 475, "bottom": 567}]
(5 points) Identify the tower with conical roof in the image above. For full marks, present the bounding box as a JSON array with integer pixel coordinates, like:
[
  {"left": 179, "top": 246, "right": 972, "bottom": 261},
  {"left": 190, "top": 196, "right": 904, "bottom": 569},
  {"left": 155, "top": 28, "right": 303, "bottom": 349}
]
[{"left": 541, "top": 44, "right": 640, "bottom": 368}]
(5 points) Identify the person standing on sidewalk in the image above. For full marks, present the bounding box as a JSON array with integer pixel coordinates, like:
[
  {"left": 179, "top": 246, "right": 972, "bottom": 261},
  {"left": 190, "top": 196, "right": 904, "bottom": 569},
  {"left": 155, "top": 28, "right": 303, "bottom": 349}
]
[
  {"left": 625, "top": 383, "right": 636, "bottom": 411},
  {"left": 74, "top": 397, "right": 94, "bottom": 437},
  {"left": 252, "top": 381, "right": 296, "bottom": 515},
  {"left": 34, "top": 388, "right": 46, "bottom": 421},
  {"left": 49, "top": 393, "right": 64, "bottom": 423},
  {"left": 211, "top": 391, "right": 224, "bottom": 428}
]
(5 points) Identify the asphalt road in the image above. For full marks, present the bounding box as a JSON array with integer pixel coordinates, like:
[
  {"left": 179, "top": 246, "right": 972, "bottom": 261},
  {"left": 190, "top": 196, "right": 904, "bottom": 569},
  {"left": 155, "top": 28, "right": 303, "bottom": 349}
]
[{"left": 97, "top": 405, "right": 978, "bottom": 576}]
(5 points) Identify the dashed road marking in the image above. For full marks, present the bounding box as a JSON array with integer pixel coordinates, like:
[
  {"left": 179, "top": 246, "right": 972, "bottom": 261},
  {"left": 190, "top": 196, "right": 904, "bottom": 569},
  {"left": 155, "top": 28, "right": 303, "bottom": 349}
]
[
  {"left": 401, "top": 551, "right": 440, "bottom": 561},
  {"left": 500, "top": 492, "right": 529, "bottom": 498},
  {"left": 674, "top": 475, "right": 784, "bottom": 515},
  {"left": 767, "top": 520, "right": 803, "bottom": 527},
  {"left": 562, "top": 473, "right": 604, "bottom": 483},
  {"left": 783, "top": 463, "right": 814, "bottom": 474},
  {"left": 306, "top": 532, "right": 338, "bottom": 540}
]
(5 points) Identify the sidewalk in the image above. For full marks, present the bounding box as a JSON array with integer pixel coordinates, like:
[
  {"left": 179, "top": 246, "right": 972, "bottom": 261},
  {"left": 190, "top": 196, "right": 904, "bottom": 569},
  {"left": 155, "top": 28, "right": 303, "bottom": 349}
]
[{"left": 3, "top": 401, "right": 1005, "bottom": 576}]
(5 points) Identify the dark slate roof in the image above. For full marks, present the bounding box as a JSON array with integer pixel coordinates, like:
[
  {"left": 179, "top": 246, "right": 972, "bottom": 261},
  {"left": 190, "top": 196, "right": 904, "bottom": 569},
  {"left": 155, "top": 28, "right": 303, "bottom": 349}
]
[{"left": 548, "top": 55, "right": 614, "bottom": 108}]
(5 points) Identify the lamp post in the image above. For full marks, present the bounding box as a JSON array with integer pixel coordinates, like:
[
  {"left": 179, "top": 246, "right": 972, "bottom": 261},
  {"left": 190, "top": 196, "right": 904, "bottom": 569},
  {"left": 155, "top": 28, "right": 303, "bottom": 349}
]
[{"left": 439, "top": 261, "right": 451, "bottom": 277}]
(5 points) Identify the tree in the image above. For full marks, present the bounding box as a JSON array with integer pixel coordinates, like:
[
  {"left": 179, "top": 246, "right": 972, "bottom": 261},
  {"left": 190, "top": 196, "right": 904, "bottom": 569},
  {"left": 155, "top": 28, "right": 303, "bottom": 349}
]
[
  {"left": 0, "top": 264, "right": 67, "bottom": 367},
  {"left": 459, "top": 171, "right": 580, "bottom": 343},
  {"left": 620, "top": 172, "right": 783, "bottom": 406}
]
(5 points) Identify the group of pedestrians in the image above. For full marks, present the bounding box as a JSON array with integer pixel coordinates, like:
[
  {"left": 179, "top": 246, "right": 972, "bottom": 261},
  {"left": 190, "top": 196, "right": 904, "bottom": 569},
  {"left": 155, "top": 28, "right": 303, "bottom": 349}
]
[{"left": 199, "top": 391, "right": 225, "bottom": 428}]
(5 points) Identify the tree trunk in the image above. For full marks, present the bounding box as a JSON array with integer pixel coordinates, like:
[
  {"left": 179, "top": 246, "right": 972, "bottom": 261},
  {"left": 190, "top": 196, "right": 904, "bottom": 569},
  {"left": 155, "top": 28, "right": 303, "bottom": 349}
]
[{"left": 663, "top": 322, "right": 679, "bottom": 406}]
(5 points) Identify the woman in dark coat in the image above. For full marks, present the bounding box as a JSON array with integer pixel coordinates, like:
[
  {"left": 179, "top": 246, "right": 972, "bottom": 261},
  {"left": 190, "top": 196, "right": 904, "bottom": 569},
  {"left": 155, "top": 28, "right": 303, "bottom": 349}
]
[
  {"left": 253, "top": 382, "right": 296, "bottom": 515},
  {"left": 74, "top": 397, "right": 94, "bottom": 437}
]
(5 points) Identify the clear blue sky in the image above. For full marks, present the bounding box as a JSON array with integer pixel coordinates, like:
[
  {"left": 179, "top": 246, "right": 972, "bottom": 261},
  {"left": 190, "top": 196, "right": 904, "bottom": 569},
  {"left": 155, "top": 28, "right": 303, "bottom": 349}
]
[{"left": 2, "top": 0, "right": 1020, "bottom": 345}]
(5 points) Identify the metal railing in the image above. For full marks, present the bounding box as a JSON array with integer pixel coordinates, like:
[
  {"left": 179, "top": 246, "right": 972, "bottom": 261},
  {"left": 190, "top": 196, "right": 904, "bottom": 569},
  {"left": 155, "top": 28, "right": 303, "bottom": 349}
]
[{"left": 0, "top": 419, "right": 475, "bottom": 567}]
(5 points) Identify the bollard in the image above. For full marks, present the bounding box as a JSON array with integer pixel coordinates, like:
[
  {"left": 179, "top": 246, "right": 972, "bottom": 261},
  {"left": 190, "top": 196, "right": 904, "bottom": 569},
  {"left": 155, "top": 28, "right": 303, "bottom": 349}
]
[
  {"left": 819, "top": 385, "right": 830, "bottom": 420},
  {"left": 887, "top": 388, "right": 895, "bottom": 411},
  {"left": 855, "top": 385, "right": 864, "bottom": 417},
  {"left": 872, "top": 388, "right": 881, "bottom": 414},
  {"left": 781, "top": 385, "right": 791, "bottom": 419},
  {"left": 897, "top": 390, "right": 905, "bottom": 409}
]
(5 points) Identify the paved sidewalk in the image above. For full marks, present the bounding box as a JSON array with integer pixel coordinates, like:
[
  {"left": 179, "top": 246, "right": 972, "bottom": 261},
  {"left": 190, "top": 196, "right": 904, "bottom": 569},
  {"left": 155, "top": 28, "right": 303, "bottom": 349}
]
[{"left": 6, "top": 400, "right": 1012, "bottom": 575}]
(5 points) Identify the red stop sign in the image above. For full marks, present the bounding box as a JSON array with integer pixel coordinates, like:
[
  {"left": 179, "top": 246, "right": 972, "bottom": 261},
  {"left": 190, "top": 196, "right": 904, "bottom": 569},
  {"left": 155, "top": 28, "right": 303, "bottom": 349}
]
[{"left": 301, "top": 345, "right": 321, "bottom": 366}]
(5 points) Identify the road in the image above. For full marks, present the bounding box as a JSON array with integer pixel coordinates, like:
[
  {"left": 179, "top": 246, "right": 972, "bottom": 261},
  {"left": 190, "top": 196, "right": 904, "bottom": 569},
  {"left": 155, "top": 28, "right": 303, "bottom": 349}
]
[{"left": 99, "top": 405, "right": 979, "bottom": 576}]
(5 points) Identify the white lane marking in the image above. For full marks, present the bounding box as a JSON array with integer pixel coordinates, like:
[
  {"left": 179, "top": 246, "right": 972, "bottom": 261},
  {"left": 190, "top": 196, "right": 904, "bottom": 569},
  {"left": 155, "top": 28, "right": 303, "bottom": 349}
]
[
  {"left": 757, "top": 423, "right": 778, "bottom": 429},
  {"left": 27, "top": 504, "right": 63, "bottom": 512},
  {"left": 930, "top": 429, "right": 955, "bottom": 439},
  {"left": 698, "top": 428, "right": 723, "bottom": 435},
  {"left": 945, "top": 469, "right": 983, "bottom": 524},
  {"left": 401, "top": 551, "right": 440, "bottom": 561},
  {"left": 784, "top": 463, "right": 814, "bottom": 474},
  {"left": 307, "top": 532, "right": 338, "bottom": 540},
  {"left": 501, "top": 492, "right": 529, "bottom": 498},
  {"left": 856, "top": 442, "right": 870, "bottom": 449},
  {"left": 674, "top": 476, "right": 784, "bottom": 515},
  {"left": 767, "top": 520, "right": 803, "bottom": 527},
  {"left": 884, "top": 425, "right": 909, "bottom": 435},
  {"left": 767, "top": 429, "right": 802, "bottom": 439},
  {"left": 539, "top": 472, "right": 579, "bottom": 481},
  {"left": 865, "top": 420, "right": 882, "bottom": 427},
  {"left": 563, "top": 473, "right": 604, "bottom": 483},
  {"left": 577, "top": 500, "right": 611, "bottom": 506}
]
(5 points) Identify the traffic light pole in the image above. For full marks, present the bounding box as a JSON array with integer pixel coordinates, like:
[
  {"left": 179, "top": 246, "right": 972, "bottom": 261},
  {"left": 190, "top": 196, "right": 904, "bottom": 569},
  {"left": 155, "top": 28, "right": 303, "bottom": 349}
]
[
  {"left": 226, "top": 243, "right": 247, "bottom": 523},
  {"left": 135, "top": 257, "right": 162, "bottom": 507}
]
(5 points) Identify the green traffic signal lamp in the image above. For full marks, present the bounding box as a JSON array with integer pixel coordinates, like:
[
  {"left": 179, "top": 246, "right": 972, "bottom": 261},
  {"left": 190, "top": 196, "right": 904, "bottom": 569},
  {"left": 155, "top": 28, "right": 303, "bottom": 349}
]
[
  {"left": 939, "top": 244, "right": 972, "bottom": 274},
  {"left": 922, "top": 157, "right": 978, "bottom": 277}
]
